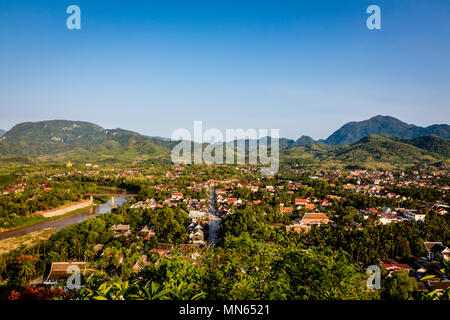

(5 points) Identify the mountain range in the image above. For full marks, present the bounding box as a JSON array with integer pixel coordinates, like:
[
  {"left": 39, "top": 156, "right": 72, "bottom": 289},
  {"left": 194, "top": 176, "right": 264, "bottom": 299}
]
[
  {"left": 0, "top": 116, "right": 448, "bottom": 169},
  {"left": 0, "top": 129, "right": 5, "bottom": 137},
  {"left": 282, "top": 134, "right": 449, "bottom": 170},
  {"left": 253, "top": 115, "right": 450, "bottom": 147},
  {"left": 0, "top": 120, "right": 173, "bottom": 164},
  {"left": 323, "top": 115, "right": 450, "bottom": 145}
]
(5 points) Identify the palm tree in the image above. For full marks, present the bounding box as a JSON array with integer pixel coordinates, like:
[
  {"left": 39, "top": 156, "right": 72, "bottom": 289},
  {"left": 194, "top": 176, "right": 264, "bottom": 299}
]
[
  {"left": 17, "top": 259, "right": 36, "bottom": 286},
  {"left": 71, "top": 238, "right": 83, "bottom": 260},
  {"left": 60, "top": 246, "right": 68, "bottom": 261},
  {"left": 83, "top": 248, "right": 95, "bottom": 262}
]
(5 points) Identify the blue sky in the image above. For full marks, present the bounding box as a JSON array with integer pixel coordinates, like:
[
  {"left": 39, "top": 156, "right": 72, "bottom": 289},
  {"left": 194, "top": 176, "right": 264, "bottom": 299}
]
[{"left": 0, "top": 0, "right": 449, "bottom": 140}]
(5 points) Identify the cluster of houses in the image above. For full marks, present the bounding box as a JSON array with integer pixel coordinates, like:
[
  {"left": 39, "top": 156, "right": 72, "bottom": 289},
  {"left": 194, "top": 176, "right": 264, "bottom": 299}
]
[
  {"left": 48, "top": 166, "right": 148, "bottom": 181},
  {"left": 187, "top": 197, "right": 209, "bottom": 246},
  {"left": 1, "top": 181, "right": 27, "bottom": 195},
  {"left": 291, "top": 167, "right": 450, "bottom": 194},
  {"left": 358, "top": 207, "right": 430, "bottom": 225},
  {"left": 378, "top": 241, "right": 450, "bottom": 292},
  {"left": 40, "top": 241, "right": 203, "bottom": 288},
  {"left": 111, "top": 224, "right": 156, "bottom": 240},
  {"left": 188, "top": 222, "right": 206, "bottom": 245},
  {"left": 23, "top": 165, "right": 450, "bottom": 294},
  {"left": 130, "top": 193, "right": 209, "bottom": 212},
  {"left": 214, "top": 185, "right": 337, "bottom": 234},
  {"left": 130, "top": 191, "right": 210, "bottom": 246},
  {"left": 130, "top": 193, "right": 185, "bottom": 209},
  {"left": 130, "top": 198, "right": 160, "bottom": 209},
  {"left": 1, "top": 182, "right": 55, "bottom": 195},
  {"left": 216, "top": 198, "right": 243, "bottom": 216}
]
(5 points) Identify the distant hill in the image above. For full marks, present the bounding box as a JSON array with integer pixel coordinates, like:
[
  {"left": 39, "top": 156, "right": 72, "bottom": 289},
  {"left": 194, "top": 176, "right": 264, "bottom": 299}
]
[
  {"left": 292, "top": 135, "right": 320, "bottom": 146},
  {"left": 227, "top": 137, "right": 294, "bottom": 148},
  {"left": 283, "top": 134, "right": 449, "bottom": 170},
  {"left": 0, "top": 120, "right": 171, "bottom": 163},
  {"left": 334, "top": 134, "right": 447, "bottom": 164},
  {"left": 0, "top": 129, "right": 5, "bottom": 137},
  {"left": 1, "top": 119, "right": 448, "bottom": 169},
  {"left": 145, "top": 135, "right": 171, "bottom": 141},
  {"left": 324, "top": 115, "right": 450, "bottom": 145},
  {"left": 390, "top": 135, "right": 450, "bottom": 158}
]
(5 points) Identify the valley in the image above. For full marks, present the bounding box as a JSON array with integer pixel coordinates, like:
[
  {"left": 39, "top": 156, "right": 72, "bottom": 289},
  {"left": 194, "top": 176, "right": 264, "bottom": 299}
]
[{"left": 0, "top": 115, "right": 448, "bottom": 301}]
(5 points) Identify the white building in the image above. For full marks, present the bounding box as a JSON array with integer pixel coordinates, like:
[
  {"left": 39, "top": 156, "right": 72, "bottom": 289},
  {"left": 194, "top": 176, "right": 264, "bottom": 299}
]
[
  {"left": 404, "top": 211, "right": 426, "bottom": 222},
  {"left": 189, "top": 210, "right": 208, "bottom": 220}
]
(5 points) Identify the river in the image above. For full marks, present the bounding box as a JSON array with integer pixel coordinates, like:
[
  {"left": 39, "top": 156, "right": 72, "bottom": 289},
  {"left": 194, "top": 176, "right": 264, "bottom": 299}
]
[{"left": 0, "top": 196, "right": 130, "bottom": 241}]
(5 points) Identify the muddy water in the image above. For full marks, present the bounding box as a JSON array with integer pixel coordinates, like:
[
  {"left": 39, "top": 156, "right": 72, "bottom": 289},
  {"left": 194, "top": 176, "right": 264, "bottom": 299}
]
[{"left": 0, "top": 196, "right": 130, "bottom": 241}]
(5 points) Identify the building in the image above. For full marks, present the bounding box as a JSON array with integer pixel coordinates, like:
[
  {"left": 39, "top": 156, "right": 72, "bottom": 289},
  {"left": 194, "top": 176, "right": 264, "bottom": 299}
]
[
  {"left": 189, "top": 210, "right": 208, "bottom": 220},
  {"left": 286, "top": 223, "right": 310, "bottom": 234},
  {"left": 424, "top": 242, "right": 450, "bottom": 261},
  {"left": 132, "top": 255, "right": 148, "bottom": 273},
  {"left": 150, "top": 243, "right": 174, "bottom": 257},
  {"left": 280, "top": 207, "right": 293, "bottom": 213},
  {"left": 286, "top": 213, "right": 331, "bottom": 234},
  {"left": 379, "top": 260, "right": 412, "bottom": 274},
  {"left": 426, "top": 280, "right": 450, "bottom": 292},
  {"left": 43, "top": 262, "right": 86, "bottom": 285},
  {"left": 404, "top": 210, "right": 426, "bottom": 222},
  {"left": 180, "top": 243, "right": 200, "bottom": 252},
  {"left": 295, "top": 199, "right": 310, "bottom": 205},
  {"left": 299, "top": 213, "right": 331, "bottom": 225},
  {"left": 111, "top": 224, "right": 131, "bottom": 238},
  {"left": 378, "top": 214, "right": 401, "bottom": 225},
  {"left": 172, "top": 193, "right": 183, "bottom": 200},
  {"left": 189, "top": 224, "right": 206, "bottom": 245},
  {"left": 137, "top": 225, "right": 155, "bottom": 238}
]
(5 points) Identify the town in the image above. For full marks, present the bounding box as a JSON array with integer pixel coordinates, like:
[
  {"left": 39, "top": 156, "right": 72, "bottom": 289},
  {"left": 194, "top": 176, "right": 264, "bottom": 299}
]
[{"left": 0, "top": 161, "right": 448, "bottom": 300}]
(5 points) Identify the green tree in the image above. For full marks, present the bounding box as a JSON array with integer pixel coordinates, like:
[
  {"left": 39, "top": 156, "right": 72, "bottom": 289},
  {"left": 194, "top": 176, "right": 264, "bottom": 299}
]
[{"left": 381, "top": 271, "right": 417, "bottom": 300}]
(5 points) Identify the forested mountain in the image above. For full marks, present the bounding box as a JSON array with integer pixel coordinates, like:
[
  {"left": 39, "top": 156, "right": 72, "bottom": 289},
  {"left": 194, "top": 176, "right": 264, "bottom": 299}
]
[
  {"left": 283, "top": 134, "right": 449, "bottom": 170},
  {"left": 145, "top": 135, "right": 171, "bottom": 141},
  {"left": 0, "top": 130, "right": 5, "bottom": 137},
  {"left": 324, "top": 115, "right": 450, "bottom": 145},
  {"left": 0, "top": 119, "right": 448, "bottom": 169},
  {"left": 0, "top": 120, "right": 172, "bottom": 162},
  {"left": 335, "top": 135, "right": 447, "bottom": 163},
  {"left": 390, "top": 135, "right": 450, "bottom": 158},
  {"left": 292, "top": 135, "right": 321, "bottom": 146}
]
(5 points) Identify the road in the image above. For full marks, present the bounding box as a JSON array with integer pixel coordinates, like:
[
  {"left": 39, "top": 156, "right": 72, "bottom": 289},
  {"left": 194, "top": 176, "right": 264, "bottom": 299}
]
[{"left": 208, "top": 187, "right": 221, "bottom": 247}]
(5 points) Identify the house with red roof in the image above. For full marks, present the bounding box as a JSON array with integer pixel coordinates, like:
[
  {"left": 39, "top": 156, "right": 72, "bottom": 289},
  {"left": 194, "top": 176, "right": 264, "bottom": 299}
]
[
  {"left": 172, "top": 193, "right": 183, "bottom": 200},
  {"left": 379, "top": 260, "right": 412, "bottom": 274}
]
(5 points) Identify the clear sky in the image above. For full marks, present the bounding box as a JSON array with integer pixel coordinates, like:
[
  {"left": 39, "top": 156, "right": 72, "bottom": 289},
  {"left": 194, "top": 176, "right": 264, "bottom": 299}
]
[{"left": 0, "top": 0, "right": 449, "bottom": 140}]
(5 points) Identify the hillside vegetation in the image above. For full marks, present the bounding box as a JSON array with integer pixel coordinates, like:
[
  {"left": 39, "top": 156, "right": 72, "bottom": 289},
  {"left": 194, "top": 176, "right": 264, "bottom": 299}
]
[
  {"left": 324, "top": 115, "right": 450, "bottom": 145},
  {"left": 0, "top": 120, "right": 448, "bottom": 170},
  {"left": 0, "top": 120, "right": 173, "bottom": 164},
  {"left": 283, "top": 135, "right": 449, "bottom": 170}
]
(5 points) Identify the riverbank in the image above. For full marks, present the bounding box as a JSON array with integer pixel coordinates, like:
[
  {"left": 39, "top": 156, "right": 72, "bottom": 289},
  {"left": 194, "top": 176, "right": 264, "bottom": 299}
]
[
  {"left": 0, "top": 228, "right": 55, "bottom": 255},
  {"left": 0, "top": 201, "right": 96, "bottom": 233},
  {"left": 0, "top": 195, "right": 129, "bottom": 242},
  {"left": 38, "top": 200, "right": 93, "bottom": 218}
]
